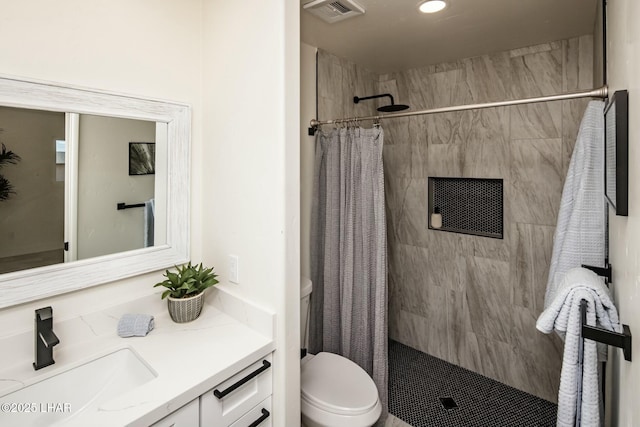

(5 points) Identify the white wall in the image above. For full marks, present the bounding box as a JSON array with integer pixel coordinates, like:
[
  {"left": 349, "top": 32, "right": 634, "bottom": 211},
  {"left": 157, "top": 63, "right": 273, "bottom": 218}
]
[
  {"left": 605, "top": 1, "right": 640, "bottom": 425},
  {"left": 300, "top": 43, "right": 317, "bottom": 279},
  {"left": 77, "top": 115, "right": 155, "bottom": 259},
  {"left": 201, "top": 1, "right": 300, "bottom": 425}
]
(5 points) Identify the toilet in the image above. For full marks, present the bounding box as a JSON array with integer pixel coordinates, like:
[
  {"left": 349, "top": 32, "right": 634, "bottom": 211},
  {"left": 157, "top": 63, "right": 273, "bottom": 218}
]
[{"left": 300, "top": 277, "right": 382, "bottom": 427}]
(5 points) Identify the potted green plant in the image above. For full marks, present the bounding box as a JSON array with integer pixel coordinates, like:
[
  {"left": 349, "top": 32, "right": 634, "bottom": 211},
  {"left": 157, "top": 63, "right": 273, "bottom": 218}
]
[
  {"left": 0, "top": 143, "right": 21, "bottom": 202},
  {"left": 154, "top": 262, "right": 219, "bottom": 323}
]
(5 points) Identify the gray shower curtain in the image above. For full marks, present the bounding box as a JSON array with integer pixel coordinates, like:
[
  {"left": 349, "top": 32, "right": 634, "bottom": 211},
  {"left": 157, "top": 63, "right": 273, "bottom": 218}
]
[{"left": 309, "top": 126, "right": 388, "bottom": 420}]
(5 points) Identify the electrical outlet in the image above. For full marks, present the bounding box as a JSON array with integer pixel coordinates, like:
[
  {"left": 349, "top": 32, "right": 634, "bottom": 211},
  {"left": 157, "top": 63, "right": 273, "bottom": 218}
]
[{"left": 229, "top": 254, "right": 239, "bottom": 283}]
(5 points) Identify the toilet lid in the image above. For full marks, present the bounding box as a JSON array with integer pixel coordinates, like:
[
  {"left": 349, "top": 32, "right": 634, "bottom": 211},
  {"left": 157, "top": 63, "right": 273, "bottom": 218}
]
[{"left": 301, "top": 352, "right": 379, "bottom": 416}]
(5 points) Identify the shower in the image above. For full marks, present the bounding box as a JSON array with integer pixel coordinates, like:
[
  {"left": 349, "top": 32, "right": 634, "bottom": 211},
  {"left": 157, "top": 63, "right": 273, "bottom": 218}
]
[{"left": 353, "top": 93, "right": 410, "bottom": 112}]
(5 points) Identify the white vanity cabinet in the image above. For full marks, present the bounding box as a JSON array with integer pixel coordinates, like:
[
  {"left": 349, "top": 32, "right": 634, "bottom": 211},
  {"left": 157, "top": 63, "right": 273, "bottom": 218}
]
[
  {"left": 151, "top": 399, "right": 200, "bottom": 427},
  {"left": 228, "top": 397, "right": 272, "bottom": 427},
  {"left": 149, "top": 353, "right": 273, "bottom": 427},
  {"left": 200, "top": 354, "right": 273, "bottom": 427}
]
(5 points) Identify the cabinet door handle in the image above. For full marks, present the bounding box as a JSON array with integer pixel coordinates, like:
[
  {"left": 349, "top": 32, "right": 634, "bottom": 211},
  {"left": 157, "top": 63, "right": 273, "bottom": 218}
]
[
  {"left": 247, "top": 408, "right": 270, "bottom": 427},
  {"left": 213, "top": 360, "right": 271, "bottom": 399}
]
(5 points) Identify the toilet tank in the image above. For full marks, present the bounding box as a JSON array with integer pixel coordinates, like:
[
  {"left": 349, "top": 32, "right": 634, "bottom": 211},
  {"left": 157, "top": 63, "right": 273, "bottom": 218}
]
[{"left": 300, "top": 276, "right": 313, "bottom": 348}]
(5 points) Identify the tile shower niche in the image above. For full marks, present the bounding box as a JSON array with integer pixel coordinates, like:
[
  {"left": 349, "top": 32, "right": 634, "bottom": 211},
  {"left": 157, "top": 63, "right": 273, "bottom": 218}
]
[{"left": 428, "top": 177, "right": 503, "bottom": 239}]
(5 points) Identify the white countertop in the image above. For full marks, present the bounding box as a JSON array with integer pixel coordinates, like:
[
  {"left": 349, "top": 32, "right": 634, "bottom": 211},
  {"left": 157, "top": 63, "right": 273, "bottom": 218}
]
[{"left": 0, "top": 288, "right": 275, "bottom": 427}]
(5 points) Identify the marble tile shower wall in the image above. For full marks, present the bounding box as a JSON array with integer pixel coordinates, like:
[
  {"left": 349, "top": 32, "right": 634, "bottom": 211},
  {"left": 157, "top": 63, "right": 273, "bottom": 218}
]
[
  {"left": 316, "top": 36, "right": 594, "bottom": 403},
  {"left": 317, "top": 50, "right": 379, "bottom": 125},
  {"left": 382, "top": 36, "right": 594, "bottom": 403}
]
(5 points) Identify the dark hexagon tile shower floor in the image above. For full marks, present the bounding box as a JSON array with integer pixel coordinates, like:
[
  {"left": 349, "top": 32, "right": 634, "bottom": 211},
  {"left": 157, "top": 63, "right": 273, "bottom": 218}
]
[{"left": 388, "top": 340, "right": 557, "bottom": 427}]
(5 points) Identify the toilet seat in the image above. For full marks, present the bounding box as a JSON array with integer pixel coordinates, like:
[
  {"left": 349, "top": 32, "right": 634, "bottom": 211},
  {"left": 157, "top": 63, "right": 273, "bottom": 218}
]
[{"left": 301, "top": 352, "right": 379, "bottom": 416}]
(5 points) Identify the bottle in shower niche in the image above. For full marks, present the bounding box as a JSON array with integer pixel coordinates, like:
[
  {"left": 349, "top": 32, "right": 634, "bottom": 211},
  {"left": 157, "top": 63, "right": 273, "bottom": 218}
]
[{"left": 431, "top": 207, "right": 442, "bottom": 229}]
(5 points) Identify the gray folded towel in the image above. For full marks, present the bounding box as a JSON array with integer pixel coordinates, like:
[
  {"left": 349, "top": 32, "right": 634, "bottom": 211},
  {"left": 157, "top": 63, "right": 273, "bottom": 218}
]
[{"left": 117, "top": 314, "right": 155, "bottom": 338}]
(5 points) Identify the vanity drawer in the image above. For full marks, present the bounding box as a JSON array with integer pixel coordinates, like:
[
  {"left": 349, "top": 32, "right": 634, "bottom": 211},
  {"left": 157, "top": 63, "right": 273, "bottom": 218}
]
[
  {"left": 200, "top": 354, "right": 272, "bottom": 426},
  {"left": 151, "top": 398, "right": 199, "bottom": 427},
  {"left": 229, "top": 397, "right": 272, "bottom": 427}
]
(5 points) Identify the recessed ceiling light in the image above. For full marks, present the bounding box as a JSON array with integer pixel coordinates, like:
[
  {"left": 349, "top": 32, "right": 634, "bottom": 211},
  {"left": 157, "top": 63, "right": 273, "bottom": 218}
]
[{"left": 418, "top": 0, "right": 447, "bottom": 13}]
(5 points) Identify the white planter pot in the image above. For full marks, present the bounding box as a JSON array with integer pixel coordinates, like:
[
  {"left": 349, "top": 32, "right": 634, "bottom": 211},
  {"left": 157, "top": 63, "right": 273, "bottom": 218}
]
[{"left": 167, "top": 292, "right": 205, "bottom": 323}]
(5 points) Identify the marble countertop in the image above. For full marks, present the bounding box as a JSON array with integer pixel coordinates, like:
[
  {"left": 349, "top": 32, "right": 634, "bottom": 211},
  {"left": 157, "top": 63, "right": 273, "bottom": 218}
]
[{"left": 0, "top": 288, "right": 275, "bottom": 427}]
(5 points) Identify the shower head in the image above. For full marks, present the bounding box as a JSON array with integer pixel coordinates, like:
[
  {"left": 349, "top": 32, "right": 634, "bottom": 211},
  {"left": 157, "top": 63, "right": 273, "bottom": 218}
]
[
  {"left": 376, "top": 103, "right": 410, "bottom": 112},
  {"left": 353, "top": 93, "right": 410, "bottom": 113}
]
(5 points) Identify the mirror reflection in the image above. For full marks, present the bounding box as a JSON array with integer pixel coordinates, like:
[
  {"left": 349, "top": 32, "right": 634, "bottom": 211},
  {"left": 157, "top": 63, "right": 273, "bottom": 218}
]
[
  {"left": 0, "top": 107, "right": 165, "bottom": 274},
  {"left": 0, "top": 107, "right": 65, "bottom": 273},
  {"left": 77, "top": 114, "right": 157, "bottom": 260}
]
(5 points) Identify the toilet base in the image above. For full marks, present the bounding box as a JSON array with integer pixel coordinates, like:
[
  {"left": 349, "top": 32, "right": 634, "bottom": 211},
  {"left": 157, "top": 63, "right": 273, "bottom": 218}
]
[{"left": 301, "top": 398, "right": 382, "bottom": 427}]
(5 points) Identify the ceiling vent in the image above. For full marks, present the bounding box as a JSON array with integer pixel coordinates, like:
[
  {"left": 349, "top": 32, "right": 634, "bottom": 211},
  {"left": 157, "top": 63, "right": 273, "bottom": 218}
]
[{"left": 303, "top": 0, "right": 365, "bottom": 24}]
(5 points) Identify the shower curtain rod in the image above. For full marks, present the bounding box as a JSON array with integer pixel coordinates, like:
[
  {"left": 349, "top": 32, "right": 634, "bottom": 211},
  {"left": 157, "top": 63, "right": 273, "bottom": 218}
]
[{"left": 309, "top": 85, "right": 608, "bottom": 129}]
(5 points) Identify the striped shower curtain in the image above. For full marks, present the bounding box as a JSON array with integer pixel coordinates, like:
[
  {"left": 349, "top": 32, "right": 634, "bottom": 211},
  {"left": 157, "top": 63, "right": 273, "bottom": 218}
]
[{"left": 309, "top": 126, "right": 388, "bottom": 421}]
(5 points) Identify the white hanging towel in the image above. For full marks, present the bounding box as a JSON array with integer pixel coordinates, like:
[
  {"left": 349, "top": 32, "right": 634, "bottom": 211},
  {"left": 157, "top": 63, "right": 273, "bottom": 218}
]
[
  {"left": 144, "top": 198, "right": 155, "bottom": 247},
  {"left": 537, "top": 267, "right": 621, "bottom": 427},
  {"left": 544, "top": 101, "right": 605, "bottom": 309}
]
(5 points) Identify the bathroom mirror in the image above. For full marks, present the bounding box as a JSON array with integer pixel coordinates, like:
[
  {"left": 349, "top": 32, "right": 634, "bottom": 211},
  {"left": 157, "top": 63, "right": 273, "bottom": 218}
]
[
  {"left": 0, "top": 75, "right": 190, "bottom": 308},
  {"left": 0, "top": 109, "right": 165, "bottom": 275},
  {"left": 604, "top": 90, "right": 628, "bottom": 216}
]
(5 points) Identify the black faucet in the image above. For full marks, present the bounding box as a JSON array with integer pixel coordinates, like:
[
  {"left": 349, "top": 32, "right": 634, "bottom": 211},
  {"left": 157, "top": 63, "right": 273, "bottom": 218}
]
[{"left": 33, "top": 306, "right": 60, "bottom": 370}]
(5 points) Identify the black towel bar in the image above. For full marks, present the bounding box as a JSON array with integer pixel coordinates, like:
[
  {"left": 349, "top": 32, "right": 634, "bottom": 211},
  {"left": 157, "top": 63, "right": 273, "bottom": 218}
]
[
  {"left": 580, "top": 300, "right": 632, "bottom": 361},
  {"left": 579, "top": 261, "right": 631, "bottom": 361},
  {"left": 582, "top": 262, "right": 612, "bottom": 284},
  {"left": 117, "top": 202, "right": 146, "bottom": 210}
]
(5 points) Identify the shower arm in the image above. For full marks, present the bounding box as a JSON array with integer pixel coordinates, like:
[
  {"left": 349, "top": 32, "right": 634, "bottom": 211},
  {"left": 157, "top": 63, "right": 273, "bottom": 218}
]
[{"left": 353, "top": 94, "right": 395, "bottom": 105}]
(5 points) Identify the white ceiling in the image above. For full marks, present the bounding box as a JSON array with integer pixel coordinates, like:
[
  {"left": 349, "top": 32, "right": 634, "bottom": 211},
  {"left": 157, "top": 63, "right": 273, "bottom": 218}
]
[{"left": 301, "top": 0, "right": 599, "bottom": 73}]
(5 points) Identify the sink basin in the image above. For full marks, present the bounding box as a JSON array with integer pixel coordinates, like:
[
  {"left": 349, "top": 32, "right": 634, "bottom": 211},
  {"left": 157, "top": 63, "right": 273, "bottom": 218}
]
[{"left": 0, "top": 348, "right": 156, "bottom": 427}]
